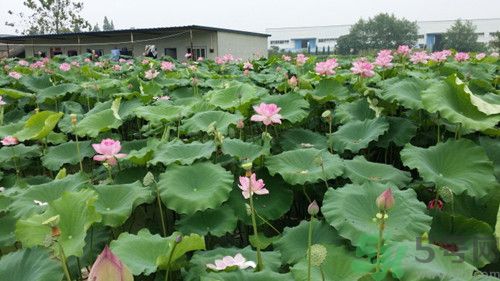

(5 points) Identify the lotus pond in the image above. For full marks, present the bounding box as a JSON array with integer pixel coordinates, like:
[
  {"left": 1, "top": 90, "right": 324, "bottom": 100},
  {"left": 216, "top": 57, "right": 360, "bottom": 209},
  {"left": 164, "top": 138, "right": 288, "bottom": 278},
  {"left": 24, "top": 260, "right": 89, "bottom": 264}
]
[{"left": 0, "top": 50, "right": 499, "bottom": 281}]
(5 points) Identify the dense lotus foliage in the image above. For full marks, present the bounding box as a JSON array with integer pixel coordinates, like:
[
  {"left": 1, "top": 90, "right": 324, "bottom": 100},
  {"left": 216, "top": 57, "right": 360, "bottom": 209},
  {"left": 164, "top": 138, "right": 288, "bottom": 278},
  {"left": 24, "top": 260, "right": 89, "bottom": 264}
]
[{"left": 0, "top": 48, "right": 499, "bottom": 281}]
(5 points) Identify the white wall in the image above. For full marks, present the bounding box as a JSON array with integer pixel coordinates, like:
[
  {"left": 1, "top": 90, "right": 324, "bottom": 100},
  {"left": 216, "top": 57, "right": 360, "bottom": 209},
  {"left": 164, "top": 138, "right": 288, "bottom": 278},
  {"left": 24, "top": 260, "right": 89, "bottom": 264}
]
[
  {"left": 217, "top": 31, "right": 268, "bottom": 59},
  {"left": 267, "top": 18, "right": 500, "bottom": 51}
]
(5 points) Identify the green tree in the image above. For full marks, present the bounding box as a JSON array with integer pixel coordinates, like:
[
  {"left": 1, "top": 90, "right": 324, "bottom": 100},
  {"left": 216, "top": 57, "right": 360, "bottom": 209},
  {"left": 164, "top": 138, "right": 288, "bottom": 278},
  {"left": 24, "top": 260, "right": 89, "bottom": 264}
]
[
  {"left": 92, "top": 23, "right": 101, "bottom": 32},
  {"left": 5, "top": 0, "right": 91, "bottom": 35},
  {"left": 103, "top": 16, "right": 115, "bottom": 31},
  {"left": 489, "top": 31, "right": 500, "bottom": 51},
  {"left": 336, "top": 14, "right": 418, "bottom": 55},
  {"left": 441, "top": 19, "right": 486, "bottom": 52}
]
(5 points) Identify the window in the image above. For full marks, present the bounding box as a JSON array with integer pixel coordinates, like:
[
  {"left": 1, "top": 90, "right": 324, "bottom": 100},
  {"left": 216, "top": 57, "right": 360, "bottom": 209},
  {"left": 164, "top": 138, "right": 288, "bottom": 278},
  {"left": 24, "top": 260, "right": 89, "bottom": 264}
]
[
  {"left": 270, "top": 40, "right": 289, "bottom": 45},
  {"left": 187, "top": 47, "right": 206, "bottom": 60},
  {"left": 318, "top": 38, "right": 337, "bottom": 43},
  {"left": 67, "top": 50, "right": 78, "bottom": 56},
  {"left": 164, "top": 48, "right": 177, "bottom": 59},
  {"left": 418, "top": 35, "right": 425, "bottom": 39}
]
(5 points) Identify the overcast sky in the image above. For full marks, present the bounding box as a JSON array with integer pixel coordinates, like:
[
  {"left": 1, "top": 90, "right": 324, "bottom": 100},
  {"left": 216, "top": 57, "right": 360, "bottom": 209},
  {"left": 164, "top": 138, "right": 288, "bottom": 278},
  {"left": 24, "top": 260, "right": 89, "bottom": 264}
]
[{"left": 1, "top": 0, "right": 499, "bottom": 34}]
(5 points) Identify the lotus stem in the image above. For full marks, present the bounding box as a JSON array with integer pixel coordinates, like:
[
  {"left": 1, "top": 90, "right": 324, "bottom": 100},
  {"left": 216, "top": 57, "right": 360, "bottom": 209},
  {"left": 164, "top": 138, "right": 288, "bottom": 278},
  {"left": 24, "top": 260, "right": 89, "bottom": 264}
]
[
  {"left": 255, "top": 211, "right": 281, "bottom": 235},
  {"left": 156, "top": 183, "right": 168, "bottom": 237},
  {"left": 307, "top": 217, "right": 315, "bottom": 281},
  {"left": 249, "top": 190, "right": 264, "bottom": 271},
  {"left": 57, "top": 241, "right": 72, "bottom": 281},
  {"left": 164, "top": 237, "right": 180, "bottom": 281},
  {"left": 375, "top": 210, "right": 386, "bottom": 272},
  {"left": 0, "top": 106, "right": 4, "bottom": 126}
]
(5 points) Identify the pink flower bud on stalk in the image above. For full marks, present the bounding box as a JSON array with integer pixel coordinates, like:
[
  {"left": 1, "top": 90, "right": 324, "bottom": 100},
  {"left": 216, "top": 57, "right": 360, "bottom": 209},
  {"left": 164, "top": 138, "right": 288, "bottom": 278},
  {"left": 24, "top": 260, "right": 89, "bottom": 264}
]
[
  {"left": 376, "top": 188, "right": 395, "bottom": 211},
  {"left": 307, "top": 200, "right": 319, "bottom": 216},
  {"left": 88, "top": 246, "right": 133, "bottom": 281}
]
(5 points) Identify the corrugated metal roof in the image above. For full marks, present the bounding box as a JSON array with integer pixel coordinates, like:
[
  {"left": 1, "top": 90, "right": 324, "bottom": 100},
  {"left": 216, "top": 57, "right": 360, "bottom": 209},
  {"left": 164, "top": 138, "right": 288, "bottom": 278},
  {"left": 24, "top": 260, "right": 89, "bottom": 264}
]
[{"left": 0, "top": 25, "right": 270, "bottom": 42}]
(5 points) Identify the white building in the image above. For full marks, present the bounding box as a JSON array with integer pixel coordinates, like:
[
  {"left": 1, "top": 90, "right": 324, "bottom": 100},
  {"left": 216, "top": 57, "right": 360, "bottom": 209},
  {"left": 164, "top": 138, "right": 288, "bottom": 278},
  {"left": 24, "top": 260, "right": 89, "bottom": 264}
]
[
  {"left": 266, "top": 18, "right": 500, "bottom": 52},
  {"left": 0, "top": 25, "right": 269, "bottom": 60}
]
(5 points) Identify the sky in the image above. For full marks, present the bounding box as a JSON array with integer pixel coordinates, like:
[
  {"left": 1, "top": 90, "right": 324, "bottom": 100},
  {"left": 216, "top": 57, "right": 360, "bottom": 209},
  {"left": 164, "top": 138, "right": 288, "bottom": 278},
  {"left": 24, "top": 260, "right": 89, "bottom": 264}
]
[{"left": 0, "top": 0, "right": 499, "bottom": 35}]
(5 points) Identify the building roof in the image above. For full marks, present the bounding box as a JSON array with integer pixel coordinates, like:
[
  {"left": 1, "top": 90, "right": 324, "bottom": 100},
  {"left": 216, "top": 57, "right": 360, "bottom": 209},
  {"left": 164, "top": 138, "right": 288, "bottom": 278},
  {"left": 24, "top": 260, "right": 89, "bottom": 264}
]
[{"left": 0, "top": 25, "right": 270, "bottom": 42}]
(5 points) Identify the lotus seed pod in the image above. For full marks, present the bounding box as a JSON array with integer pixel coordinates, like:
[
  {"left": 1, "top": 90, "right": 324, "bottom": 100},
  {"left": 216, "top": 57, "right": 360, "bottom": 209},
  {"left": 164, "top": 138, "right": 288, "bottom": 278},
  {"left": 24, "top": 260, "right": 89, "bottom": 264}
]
[
  {"left": 309, "top": 244, "right": 328, "bottom": 266},
  {"left": 70, "top": 113, "right": 78, "bottom": 125},
  {"left": 321, "top": 110, "right": 332, "bottom": 119},
  {"left": 438, "top": 186, "right": 453, "bottom": 203},
  {"left": 241, "top": 162, "right": 253, "bottom": 171}
]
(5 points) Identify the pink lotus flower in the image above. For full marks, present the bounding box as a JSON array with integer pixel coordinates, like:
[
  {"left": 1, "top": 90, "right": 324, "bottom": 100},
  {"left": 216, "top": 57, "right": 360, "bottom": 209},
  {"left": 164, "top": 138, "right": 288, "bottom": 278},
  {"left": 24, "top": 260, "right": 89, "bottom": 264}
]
[
  {"left": 84, "top": 58, "right": 92, "bottom": 63},
  {"left": 243, "top": 61, "right": 253, "bottom": 70},
  {"left": 141, "top": 59, "right": 150, "bottom": 65},
  {"left": 307, "top": 200, "right": 319, "bottom": 216},
  {"left": 92, "top": 139, "right": 127, "bottom": 166},
  {"left": 282, "top": 55, "right": 291, "bottom": 61},
  {"left": 410, "top": 51, "right": 429, "bottom": 64},
  {"left": 144, "top": 69, "right": 159, "bottom": 80},
  {"left": 161, "top": 61, "right": 175, "bottom": 71},
  {"left": 8, "top": 71, "right": 22, "bottom": 80},
  {"left": 396, "top": 45, "right": 411, "bottom": 56},
  {"left": 197, "top": 56, "right": 204, "bottom": 61},
  {"left": 351, "top": 58, "right": 375, "bottom": 77},
  {"left": 30, "top": 61, "right": 46, "bottom": 69},
  {"left": 94, "top": 62, "right": 103, "bottom": 67},
  {"left": 119, "top": 58, "right": 127, "bottom": 63},
  {"left": 296, "top": 54, "right": 308, "bottom": 66},
  {"left": 376, "top": 188, "right": 395, "bottom": 210},
  {"left": 430, "top": 51, "right": 449, "bottom": 62},
  {"left": 18, "top": 60, "right": 29, "bottom": 67},
  {"left": 1, "top": 136, "right": 18, "bottom": 146},
  {"left": 88, "top": 246, "right": 133, "bottom": 281},
  {"left": 206, "top": 253, "right": 256, "bottom": 271},
  {"left": 250, "top": 103, "right": 282, "bottom": 126},
  {"left": 374, "top": 49, "right": 393, "bottom": 68},
  {"left": 288, "top": 76, "right": 298, "bottom": 87},
  {"left": 243, "top": 69, "right": 250, "bottom": 76},
  {"left": 112, "top": 65, "right": 122, "bottom": 71},
  {"left": 59, "top": 63, "right": 71, "bottom": 72},
  {"left": 455, "top": 52, "right": 470, "bottom": 62},
  {"left": 0, "top": 96, "right": 6, "bottom": 106},
  {"left": 475, "top": 53, "right": 486, "bottom": 60},
  {"left": 70, "top": 61, "right": 80, "bottom": 67},
  {"left": 238, "top": 173, "right": 269, "bottom": 199},
  {"left": 315, "top": 58, "right": 338, "bottom": 75},
  {"left": 491, "top": 52, "right": 499, "bottom": 58}
]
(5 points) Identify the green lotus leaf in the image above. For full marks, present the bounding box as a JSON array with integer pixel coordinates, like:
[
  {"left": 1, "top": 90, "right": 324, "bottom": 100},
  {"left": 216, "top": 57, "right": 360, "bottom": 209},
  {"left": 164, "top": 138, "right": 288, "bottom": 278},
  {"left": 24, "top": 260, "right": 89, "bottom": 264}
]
[
  {"left": 0, "top": 88, "right": 34, "bottom": 99},
  {"left": 429, "top": 212, "right": 498, "bottom": 268},
  {"left": 291, "top": 244, "right": 373, "bottom": 280},
  {"left": 41, "top": 140, "right": 94, "bottom": 170},
  {"left": 199, "top": 270, "right": 293, "bottom": 281},
  {"left": 181, "top": 111, "right": 242, "bottom": 134},
  {"left": 380, "top": 77, "right": 429, "bottom": 110},
  {"left": 334, "top": 98, "right": 375, "bottom": 124},
  {"left": 94, "top": 181, "right": 154, "bottom": 227},
  {"left": 0, "top": 214, "right": 16, "bottom": 247},
  {"left": 125, "top": 139, "right": 159, "bottom": 166},
  {"left": 19, "top": 74, "right": 52, "bottom": 91},
  {"left": 9, "top": 172, "right": 89, "bottom": 219},
  {"left": 16, "top": 189, "right": 101, "bottom": 257},
  {"left": 261, "top": 92, "right": 310, "bottom": 123},
  {"left": 265, "top": 148, "right": 344, "bottom": 185},
  {"left": 185, "top": 246, "right": 283, "bottom": 280},
  {"left": 380, "top": 241, "right": 478, "bottom": 281},
  {"left": 376, "top": 116, "right": 418, "bottom": 147},
  {"left": 73, "top": 108, "right": 122, "bottom": 137},
  {"left": 274, "top": 219, "right": 343, "bottom": 264},
  {"left": 221, "top": 138, "right": 265, "bottom": 162},
  {"left": 228, "top": 172, "right": 293, "bottom": 225},
  {"left": 15, "top": 111, "right": 64, "bottom": 141},
  {"left": 139, "top": 80, "right": 163, "bottom": 98},
  {"left": 110, "top": 228, "right": 169, "bottom": 275},
  {"left": 158, "top": 162, "right": 233, "bottom": 215},
  {"left": 330, "top": 118, "right": 389, "bottom": 153},
  {"left": 400, "top": 139, "right": 497, "bottom": 198},
  {"left": 496, "top": 206, "right": 500, "bottom": 251},
  {"left": 37, "top": 83, "right": 80, "bottom": 103},
  {"left": 0, "top": 247, "right": 63, "bottom": 281},
  {"left": 249, "top": 233, "right": 278, "bottom": 249},
  {"left": 422, "top": 75, "right": 500, "bottom": 132},
  {"left": 309, "top": 77, "right": 350, "bottom": 102},
  {"left": 149, "top": 140, "right": 215, "bottom": 166},
  {"left": 280, "top": 128, "right": 328, "bottom": 151},
  {"left": 0, "top": 144, "right": 41, "bottom": 169},
  {"left": 343, "top": 156, "right": 412, "bottom": 188},
  {"left": 479, "top": 136, "right": 500, "bottom": 179},
  {"left": 110, "top": 229, "right": 204, "bottom": 275},
  {"left": 208, "top": 82, "right": 259, "bottom": 109},
  {"left": 176, "top": 204, "right": 238, "bottom": 237},
  {"left": 322, "top": 182, "right": 432, "bottom": 252},
  {"left": 134, "top": 104, "right": 187, "bottom": 125}
]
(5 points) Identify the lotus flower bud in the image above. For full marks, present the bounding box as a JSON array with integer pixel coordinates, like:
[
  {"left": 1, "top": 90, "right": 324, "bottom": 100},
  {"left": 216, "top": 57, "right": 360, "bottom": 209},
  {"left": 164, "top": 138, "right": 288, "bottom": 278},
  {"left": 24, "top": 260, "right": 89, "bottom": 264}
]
[
  {"left": 376, "top": 188, "right": 395, "bottom": 210},
  {"left": 307, "top": 200, "right": 319, "bottom": 216},
  {"left": 175, "top": 235, "right": 183, "bottom": 243},
  {"left": 88, "top": 246, "right": 133, "bottom": 281},
  {"left": 438, "top": 186, "right": 453, "bottom": 203},
  {"left": 309, "top": 244, "right": 327, "bottom": 266},
  {"left": 236, "top": 119, "right": 245, "bottom": 129},
  {"left": 70, "top": 113, "right": 78, "bottom": 125}
]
